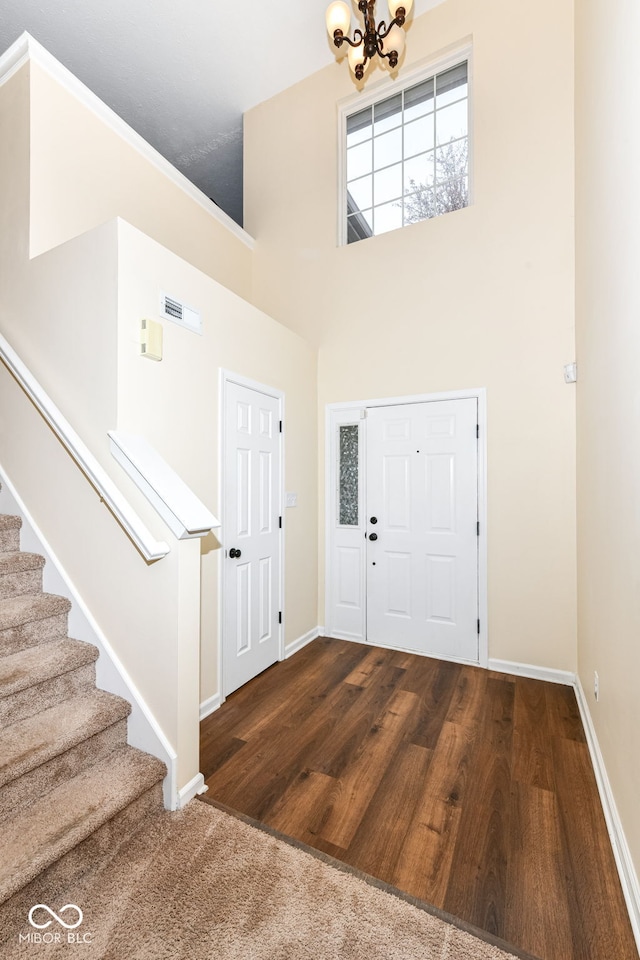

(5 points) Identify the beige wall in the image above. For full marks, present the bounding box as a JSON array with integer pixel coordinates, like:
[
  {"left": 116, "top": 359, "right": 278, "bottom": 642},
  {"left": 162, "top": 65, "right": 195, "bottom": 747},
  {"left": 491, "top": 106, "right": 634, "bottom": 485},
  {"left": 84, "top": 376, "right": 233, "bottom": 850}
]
[
  {"left": 575, "top": 0, "right": 640, "bottom": 880},
  {"left": 29, "top": 61, "right": 252, "bottom": 301},
  {"left": 245, "top": 0, "right": 577, "bottom": 671},
  {"left": 1, "top": 55, "right": 318, "bottom": 797},
  {"left": 0, "top": 67, "right": 195, "bottom": 790},
  {"left": 116, "top": 221, "right": 318, "bottom": 705}
]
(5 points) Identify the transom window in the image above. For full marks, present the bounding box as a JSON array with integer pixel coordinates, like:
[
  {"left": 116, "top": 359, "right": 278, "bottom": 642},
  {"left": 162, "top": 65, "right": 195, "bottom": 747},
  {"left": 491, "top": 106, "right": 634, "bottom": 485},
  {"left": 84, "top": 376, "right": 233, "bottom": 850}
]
[{"left": 345, "top": 61, "right": 469, "bottom": 244}]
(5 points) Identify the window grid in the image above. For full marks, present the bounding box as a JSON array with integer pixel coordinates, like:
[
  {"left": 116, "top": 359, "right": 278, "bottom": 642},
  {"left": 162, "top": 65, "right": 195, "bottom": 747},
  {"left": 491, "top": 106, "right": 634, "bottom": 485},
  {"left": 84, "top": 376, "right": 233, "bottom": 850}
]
[{"left": 346, "top": 64, "right": 469, "bottom": 243}]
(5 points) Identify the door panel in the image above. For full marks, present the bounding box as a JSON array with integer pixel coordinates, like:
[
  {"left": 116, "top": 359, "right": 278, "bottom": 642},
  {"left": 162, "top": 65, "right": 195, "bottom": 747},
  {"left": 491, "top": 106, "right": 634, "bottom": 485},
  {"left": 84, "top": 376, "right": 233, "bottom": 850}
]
[
  {"left": 366, "top": 398, "right": 478, "bottom": 661},
  {"left": 224, "top": 380, "right": 281, "bottom": 696}
]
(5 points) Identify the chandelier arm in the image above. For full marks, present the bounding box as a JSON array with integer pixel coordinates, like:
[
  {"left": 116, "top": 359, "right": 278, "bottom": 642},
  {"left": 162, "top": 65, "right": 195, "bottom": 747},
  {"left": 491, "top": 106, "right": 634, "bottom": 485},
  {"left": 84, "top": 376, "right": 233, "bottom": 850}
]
[
  {"left": 376, "top": 15, "right": 405, "bottom": 40},
  {"left": 336, "top": 29, "right": 365, "bottom": 49}
]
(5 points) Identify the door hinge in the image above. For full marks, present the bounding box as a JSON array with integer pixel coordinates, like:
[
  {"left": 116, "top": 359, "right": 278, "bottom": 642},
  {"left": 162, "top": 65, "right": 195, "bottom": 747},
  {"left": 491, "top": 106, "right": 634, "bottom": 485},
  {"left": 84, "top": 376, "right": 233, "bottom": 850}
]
[
  {"left": 278, "top": 611, "right": 282, "bottom": 624},
  {"left": 279, "top": 420, "right": 283, "bottom": 433},
  {"left": 477, "top": 619, "right": 480, "bottom": 634},
  {"left": 477, "top": 521, "right": 480, "bottom": 536},
  {"left": 476, "top": 423, "right": 479, "bottom": 439},
  {"left": 279, "top": 516, "right": 282, "bottom": 528}
]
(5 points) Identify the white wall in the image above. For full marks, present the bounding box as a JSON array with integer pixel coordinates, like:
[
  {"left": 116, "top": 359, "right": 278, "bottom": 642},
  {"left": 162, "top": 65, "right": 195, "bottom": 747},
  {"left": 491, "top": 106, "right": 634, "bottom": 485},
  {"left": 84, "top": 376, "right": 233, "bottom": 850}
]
[
  {"left": 575, "top": 0, "right": 640, "bottom": 894},
  {"left": 245, "top": 0, "right": 577, "bottom": 672}
]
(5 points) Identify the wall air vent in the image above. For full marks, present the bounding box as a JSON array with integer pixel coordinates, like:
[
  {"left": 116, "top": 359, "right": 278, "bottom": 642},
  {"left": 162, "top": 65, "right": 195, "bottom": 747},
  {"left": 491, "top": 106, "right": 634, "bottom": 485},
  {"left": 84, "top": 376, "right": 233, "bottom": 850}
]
[{"left": 159, "top": 291, "right": 202, "bottom": 335}]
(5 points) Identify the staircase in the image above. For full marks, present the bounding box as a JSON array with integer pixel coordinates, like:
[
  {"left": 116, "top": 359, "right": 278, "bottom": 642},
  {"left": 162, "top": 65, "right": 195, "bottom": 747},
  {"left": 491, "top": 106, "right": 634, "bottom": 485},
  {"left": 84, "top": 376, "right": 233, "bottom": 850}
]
[{"left": 0, "top": 513, "right": 166, "bottom": 930}]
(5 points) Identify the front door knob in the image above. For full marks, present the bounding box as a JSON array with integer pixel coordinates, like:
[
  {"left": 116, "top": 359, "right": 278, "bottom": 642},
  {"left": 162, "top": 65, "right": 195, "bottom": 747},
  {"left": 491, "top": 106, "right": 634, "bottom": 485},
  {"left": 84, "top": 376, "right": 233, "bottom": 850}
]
[
  {"left": 369, "top": 532, "right": 378, "bottom": 541},
  {"left": 229, "top": 548, "right": 242, "bottom": 558}
]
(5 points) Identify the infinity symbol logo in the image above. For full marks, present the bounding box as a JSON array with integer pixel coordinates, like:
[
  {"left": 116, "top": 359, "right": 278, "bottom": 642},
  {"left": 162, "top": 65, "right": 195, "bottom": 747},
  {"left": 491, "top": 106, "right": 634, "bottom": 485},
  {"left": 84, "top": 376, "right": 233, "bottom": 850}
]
[{"left": 28, "top": 904, "right": 84, "bottom": 930}]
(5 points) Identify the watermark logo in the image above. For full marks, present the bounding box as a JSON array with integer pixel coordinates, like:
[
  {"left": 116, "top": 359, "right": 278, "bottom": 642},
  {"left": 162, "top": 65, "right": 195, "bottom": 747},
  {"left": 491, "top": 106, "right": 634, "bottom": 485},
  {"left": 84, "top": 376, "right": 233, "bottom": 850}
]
[
  {"left": 19, "top": 904, "right": 93, "bottom": 945},
  {"left": 28, "top": 904, "right": 84, "bottom": 930}
]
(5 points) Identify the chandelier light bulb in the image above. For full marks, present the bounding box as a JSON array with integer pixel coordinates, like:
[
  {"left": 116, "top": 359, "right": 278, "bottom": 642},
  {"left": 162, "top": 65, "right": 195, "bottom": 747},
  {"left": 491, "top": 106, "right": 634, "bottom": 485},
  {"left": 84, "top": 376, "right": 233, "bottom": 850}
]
[
  {"left": 326, "top": 1, "right": 352, "bottom": 40},
  {"left": 388, "top": 0, "right": 413, "bottom": 20},
  {"left": 348, "top": 43, "right": 367, "bottom": 76},
  {"left": 382, "top": 23, "right": 405, "bottom": 61}
]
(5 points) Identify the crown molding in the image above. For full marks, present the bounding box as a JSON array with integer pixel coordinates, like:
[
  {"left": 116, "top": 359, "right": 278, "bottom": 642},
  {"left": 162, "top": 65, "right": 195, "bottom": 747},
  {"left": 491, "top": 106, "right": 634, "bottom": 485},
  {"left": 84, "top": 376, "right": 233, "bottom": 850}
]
[
  {"left": 0, "top": 32, "right": 30, "bottom": 88},
  {"left": 0, "top": 32, "right": 255, "bottom": 251}
]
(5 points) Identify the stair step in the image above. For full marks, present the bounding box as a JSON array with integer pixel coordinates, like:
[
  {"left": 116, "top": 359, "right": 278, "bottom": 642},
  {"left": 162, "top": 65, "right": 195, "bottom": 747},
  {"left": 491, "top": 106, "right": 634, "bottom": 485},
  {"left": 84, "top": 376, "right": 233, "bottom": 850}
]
[
  {"left": 0, "top": 745, "right": 166, "bottom": 903},
  {"left": 0, "top": 690, "right": 131, "bottom": 816},
  {"left": 0, "top": 593, "right": 71, "bottom": 655},
  {"left": 0, "top": 515, "right": 21, "bottom": 552},
  {"left": 0, "top": 551, "right": 45, "bottom": 600},
  {"left": 0, "top": 637, "right": 99, "bottom": 724}
]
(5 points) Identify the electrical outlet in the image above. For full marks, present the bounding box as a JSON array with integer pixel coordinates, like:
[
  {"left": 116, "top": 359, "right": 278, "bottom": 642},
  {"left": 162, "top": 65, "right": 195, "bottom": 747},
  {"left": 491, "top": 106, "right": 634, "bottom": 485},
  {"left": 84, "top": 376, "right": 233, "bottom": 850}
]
[{"left": 594, "top": 671, "right": 599, "bottom": 702}]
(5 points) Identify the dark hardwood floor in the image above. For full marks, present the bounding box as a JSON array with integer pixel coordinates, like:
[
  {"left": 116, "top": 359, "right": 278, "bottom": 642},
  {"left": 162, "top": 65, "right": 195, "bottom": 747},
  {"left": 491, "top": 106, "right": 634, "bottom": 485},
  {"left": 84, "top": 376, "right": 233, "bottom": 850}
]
[{"left": 200, "top": 637, "right": 638, "bottom": 960}]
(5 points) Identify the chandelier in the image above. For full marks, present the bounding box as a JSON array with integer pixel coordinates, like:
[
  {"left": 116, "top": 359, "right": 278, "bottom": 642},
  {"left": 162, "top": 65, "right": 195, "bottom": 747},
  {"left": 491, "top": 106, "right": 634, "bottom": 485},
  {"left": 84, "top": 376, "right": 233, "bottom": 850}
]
[{"left": 326, "top": 0, "right": 414, "bottom": 81}]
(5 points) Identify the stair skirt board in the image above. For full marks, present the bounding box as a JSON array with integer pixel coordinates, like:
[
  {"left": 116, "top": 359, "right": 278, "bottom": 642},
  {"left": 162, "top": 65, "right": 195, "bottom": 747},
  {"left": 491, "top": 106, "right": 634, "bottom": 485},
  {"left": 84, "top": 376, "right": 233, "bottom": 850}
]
[{"left": 0, "top": 470, "right": 177, "bottom": 809}]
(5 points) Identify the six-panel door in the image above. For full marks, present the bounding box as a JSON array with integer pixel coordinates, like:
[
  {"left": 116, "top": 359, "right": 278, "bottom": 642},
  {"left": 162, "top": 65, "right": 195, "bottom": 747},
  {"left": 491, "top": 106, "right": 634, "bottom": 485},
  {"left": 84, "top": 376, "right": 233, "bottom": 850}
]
[
  {"left": 223, "top": 380, "right": 281, "bottom": 696},
  {"left": 366, "top": 398, "right": 479, "bottom": 661}
]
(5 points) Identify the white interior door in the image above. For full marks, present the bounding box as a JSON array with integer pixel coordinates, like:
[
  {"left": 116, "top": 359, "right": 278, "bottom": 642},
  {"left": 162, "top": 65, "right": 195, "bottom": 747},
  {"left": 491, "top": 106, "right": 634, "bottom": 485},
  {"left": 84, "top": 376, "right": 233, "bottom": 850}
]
[
  {"left": 366, "top": 398, "right": 478, "bottom": 661},
  {"left": 223, "top": 379, "right": 281, "bottom": 696}
]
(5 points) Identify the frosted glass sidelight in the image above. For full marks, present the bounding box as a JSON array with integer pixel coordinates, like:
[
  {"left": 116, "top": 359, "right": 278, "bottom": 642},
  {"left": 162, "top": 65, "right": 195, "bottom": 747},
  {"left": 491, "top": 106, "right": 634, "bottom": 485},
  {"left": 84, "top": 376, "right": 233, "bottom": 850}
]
[{"left": 339, "top": 425, "right": 359, "bottom": 526}]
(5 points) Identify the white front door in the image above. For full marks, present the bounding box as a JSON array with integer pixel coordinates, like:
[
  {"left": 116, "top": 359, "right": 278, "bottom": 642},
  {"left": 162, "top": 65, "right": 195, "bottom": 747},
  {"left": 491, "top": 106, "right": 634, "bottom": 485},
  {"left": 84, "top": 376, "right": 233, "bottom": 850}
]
[
  {"left": 223, "top": 378, "right": 281, "bottom": 697},
  {"left": 366, "top": 398, "right": 478, "bottom": 661}
]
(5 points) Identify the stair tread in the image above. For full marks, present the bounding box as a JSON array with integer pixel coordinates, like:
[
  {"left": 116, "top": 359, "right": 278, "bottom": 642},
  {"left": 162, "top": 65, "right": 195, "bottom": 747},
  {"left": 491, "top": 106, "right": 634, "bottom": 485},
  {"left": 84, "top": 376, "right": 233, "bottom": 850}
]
[
  {"left": 0, "top": 552, "right": 45, "bottom": 575},
  {"left": 0, "top": 593, "right": 71, "bottom": 630},
  {"left": 0, "top": 637, "right": 99, "bottom": 698},
  {"left": 0, "top": 745, "right": 165, "bottom": 902},
  {"left": 0, "top": 515, "right": 21, "bottom": 531},
  {"left": 0, "top": 689, "right": 132, "bottom": 788}
]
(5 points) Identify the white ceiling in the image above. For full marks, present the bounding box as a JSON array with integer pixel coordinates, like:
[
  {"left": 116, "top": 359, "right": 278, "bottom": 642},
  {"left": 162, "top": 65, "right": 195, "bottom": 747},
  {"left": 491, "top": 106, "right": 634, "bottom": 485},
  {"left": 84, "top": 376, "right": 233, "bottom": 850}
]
[{"left": 0, "top": 0, "right": 442, "bottom": 226}]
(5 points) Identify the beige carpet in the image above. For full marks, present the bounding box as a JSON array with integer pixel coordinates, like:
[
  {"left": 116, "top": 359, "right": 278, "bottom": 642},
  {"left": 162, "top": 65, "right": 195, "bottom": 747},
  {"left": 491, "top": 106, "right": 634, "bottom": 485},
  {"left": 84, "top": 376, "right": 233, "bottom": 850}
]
[{"left": 4, "top": 800, "right": 537, "bottom": 960}]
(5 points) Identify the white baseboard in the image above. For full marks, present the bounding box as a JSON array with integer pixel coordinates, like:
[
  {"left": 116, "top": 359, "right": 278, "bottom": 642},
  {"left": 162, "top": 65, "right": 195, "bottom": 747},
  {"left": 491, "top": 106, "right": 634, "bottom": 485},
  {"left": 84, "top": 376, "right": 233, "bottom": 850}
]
[
  {"left": 574, "top": 677, "right": 640, "bottom": 951},
  {"left": 488, "top": 658, "right": 575, "bottom": 686},
  {"left": 284, "top": 626, "right": 320, "bottom": 659},
  {"left": 199, "top": 693, "right": 221, "bottom": 721},
  {"left": 0, "top": 470, "right": 178, "bottom": 809},
  {"left": 177, "top": 772, "right": 208, "bottom": 809}
]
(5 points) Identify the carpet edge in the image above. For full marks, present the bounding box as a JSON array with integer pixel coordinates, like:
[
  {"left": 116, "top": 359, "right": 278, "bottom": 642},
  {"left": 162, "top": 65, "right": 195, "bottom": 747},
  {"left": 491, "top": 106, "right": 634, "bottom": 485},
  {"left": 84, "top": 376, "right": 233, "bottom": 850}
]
[{"left": 196, "top": 794, "right": 542, "bottom": 960}]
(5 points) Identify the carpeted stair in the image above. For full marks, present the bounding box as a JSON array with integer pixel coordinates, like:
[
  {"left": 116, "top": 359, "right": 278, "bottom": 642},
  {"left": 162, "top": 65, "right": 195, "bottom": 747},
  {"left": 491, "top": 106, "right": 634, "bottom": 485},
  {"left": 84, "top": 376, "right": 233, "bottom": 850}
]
[{"left": 0, "top": 512, "right": 166, "bottom": 924}]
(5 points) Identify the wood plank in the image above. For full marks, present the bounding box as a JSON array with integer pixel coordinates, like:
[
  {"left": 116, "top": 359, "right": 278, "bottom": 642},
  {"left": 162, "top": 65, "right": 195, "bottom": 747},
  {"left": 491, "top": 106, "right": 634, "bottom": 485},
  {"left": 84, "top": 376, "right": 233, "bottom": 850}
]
[
  {"left": 266, "top": 769, "right": 337, "bottom": 840},
  {"left": 511, "top": 677, "right": 555, "bottom": 791},
  {"left": 545, "top": 682, "right": 586, "bottom": 743},
  {"left": 344, "top": 740, "right": 433, "bottom": 880},
  {"left": 504, "top": 781, "right": 574, "bottom": 959},
  {"left": 318, "top": 688, "right": 420, "bottom": 850},
  {"left": 553, "top": 736, "right": 639, "bottom": 960},
  {"left": 443, "top": 677, "right": 515, "bottom": 938},
  {"left": 308, "top": 661, "right": 408, "bottom": 779},
  {"left": 200, "top": 733, "right": 246, "bottom": 781},
  {"left": 403, "top": 657, "right": 462, "bottom": 750},
  {"left": 343, "top": 646, "right": 399, "bottom": 688},
  {"left": 392, "top": 720, "right": 473, "bottom": 906},
  {"left": 204, "top": 678, "right": 363, "bottom": 819}
]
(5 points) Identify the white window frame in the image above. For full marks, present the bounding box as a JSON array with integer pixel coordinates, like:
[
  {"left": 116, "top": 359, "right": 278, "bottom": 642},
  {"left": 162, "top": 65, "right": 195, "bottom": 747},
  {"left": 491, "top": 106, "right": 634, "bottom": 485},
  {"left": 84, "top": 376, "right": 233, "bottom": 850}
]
[{"left": 336, "top": 41, "right": 474, "bottom": 247}]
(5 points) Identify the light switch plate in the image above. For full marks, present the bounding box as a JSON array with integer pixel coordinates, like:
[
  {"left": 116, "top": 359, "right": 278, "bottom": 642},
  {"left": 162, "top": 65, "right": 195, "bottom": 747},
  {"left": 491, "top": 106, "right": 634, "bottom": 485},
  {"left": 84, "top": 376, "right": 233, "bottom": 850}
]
[{"left": 286, "top": 492, "right": 297, "bottom": 508}]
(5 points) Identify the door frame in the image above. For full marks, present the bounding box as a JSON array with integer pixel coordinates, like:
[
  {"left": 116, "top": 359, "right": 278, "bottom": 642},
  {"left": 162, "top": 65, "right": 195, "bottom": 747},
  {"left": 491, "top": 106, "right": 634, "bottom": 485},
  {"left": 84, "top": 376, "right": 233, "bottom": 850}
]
[
  {"left": 218, "top": 369, "right": 285, "bottom": 705},
  {"left": 325, "top": 387, "right": 488, "bottom": 668}
]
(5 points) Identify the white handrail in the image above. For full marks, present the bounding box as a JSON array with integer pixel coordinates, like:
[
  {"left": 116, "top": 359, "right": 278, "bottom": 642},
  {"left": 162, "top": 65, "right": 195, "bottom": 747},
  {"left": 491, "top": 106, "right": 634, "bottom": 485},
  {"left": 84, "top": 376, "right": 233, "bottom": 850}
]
[
  {"left": 109, "top": 431, "right": 220, "bottom": 540},
  {"left": 0, "top": 331, "right": 170, "bottom": 562}
]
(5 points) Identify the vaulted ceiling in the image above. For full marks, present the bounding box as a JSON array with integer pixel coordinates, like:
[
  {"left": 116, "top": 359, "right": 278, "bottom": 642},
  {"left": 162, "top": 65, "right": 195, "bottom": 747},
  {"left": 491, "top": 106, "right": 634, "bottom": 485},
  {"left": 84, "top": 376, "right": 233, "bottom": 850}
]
[{"left": 0, "top": 0, "right": 441, "bottom": 226}]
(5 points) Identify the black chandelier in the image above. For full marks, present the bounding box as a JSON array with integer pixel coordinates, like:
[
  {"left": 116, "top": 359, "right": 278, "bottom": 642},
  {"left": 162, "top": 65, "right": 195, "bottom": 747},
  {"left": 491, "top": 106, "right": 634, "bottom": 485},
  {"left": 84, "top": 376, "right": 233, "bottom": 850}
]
[{"left": 326, "top": 0, "right": 414, "bottom": 81}]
